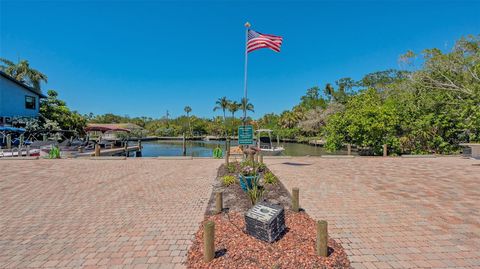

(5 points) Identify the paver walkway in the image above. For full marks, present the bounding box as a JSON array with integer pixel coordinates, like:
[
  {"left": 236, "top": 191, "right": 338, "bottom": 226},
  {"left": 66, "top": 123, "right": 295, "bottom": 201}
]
[
  {"left": 0, "top": 158, "right": 221, "bottom": 269},
  {"left": 266, "top": 157, "right": 480, "bottom": 269}
]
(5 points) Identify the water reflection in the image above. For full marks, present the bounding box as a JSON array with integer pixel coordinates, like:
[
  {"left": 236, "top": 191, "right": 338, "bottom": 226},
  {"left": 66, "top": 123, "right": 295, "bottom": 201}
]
[{"left": 141, "top": 140, "right": 351, "bottom": 157}]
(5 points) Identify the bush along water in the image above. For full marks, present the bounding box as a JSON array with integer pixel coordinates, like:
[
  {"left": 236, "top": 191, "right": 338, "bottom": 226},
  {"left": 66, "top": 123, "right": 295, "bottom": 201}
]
[
  {"left": 212, "top": 146, "right": 223, "bottom": 158},
  {"left": 48, "top": 146, "right": 61, "bottom": 159}
]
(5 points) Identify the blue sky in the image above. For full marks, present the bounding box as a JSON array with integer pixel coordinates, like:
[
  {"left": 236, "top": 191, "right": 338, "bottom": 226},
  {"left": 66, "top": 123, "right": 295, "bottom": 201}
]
[{"left": 1, "top": 0, "right": 479, "bottom": 119}]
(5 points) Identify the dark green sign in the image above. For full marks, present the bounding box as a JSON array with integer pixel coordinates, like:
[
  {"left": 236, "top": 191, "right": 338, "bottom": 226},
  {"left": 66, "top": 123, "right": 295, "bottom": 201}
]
[{"left": 238, "top": 125, "right": 254, "bottom": 145}]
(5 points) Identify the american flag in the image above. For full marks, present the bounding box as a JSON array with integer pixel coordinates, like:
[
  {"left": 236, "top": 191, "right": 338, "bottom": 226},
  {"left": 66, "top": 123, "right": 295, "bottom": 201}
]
[{"left": 247, "top": 29, "right": 283, "bottom": 53}]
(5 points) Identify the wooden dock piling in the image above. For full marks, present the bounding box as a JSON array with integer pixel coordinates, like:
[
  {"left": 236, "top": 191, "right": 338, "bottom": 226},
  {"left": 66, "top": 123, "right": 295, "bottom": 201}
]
[
  {"left": 182, "top": 133, "right": 187, "bottom": 156},
  {"left": 215, "top": 191, "right": 223, "bottom": 214},
  {"left": 95, "top": 144, "right": 101, "bottom": 157},
  {"left": 316, "top": 220, "right": 328, "bottom": 257},
  {"left": 292, "top": 187, "right": 300, "bottom": 212},
  {"left": 203, "top": 221, "right": 215, "bottom": 262},
  {"left": 6, "top": 134, "right": 11, "bottom": 149}
]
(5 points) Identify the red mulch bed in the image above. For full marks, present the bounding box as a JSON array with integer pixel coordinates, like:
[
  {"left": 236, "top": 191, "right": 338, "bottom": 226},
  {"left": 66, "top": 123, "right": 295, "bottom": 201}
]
[{"left": 187, "top": 211, "right": 351, "bottom": 269}]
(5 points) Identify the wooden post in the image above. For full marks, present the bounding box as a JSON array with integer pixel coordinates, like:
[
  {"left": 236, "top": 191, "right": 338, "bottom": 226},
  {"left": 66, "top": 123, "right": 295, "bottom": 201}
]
[
  {"left": 347, "top": 144, "right": 351, "bottom": 156},
  {"left": 95, "top": 144, "right": 101, "bottom": 157},
  {"left": 254, "top": 152, "right": 259, "bottom": 163},
  {"left": 182, "top": 133, "right": 187, "bottom": 156},
  {"left": 225, "top": 147, "right": 230, "bottom": 165},
  {"left": 26, "top": 145, "right": 30, "bottom": 157},
  {"left": 6, "top": 134, "right": 11, "bottom": 149},
  {"left": 248, "top": 152, "right": 254, "bottom": 162},
  {"left": 42, "top": 134, "right": 47, "bottom": 142},
  {"left": 316, "top": 220, "right": 328, "bottom": 257},
  {"left": 383, "top": 144, "right": 387, "bottom": 157},
  {"left": 259, "top": 153, "right": 263, "bottom": 164},
  {"left": 292, "top": 187, "right": 300, "bottom": 212},
  {"left": 136, "top": 140, "right": 142, "bottom": 157},
  {"left": 215, "top": 191, "right": 223, "bottom": 214},
  {"left": 124, "top": 141, "right": 129, "bottom": 157},
  {"left": 225, "top": 138, "right": 231, "bottom": 164},
  {"left": 19, "top": 134, "right": 24, "bottom": 148},
  {"left": 203, "top": 221, "right": 215, "bottom": 262}
]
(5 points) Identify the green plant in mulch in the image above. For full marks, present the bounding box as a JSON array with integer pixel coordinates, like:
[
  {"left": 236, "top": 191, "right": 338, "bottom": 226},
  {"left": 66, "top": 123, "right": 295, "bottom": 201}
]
[
  {"left": 226, "top": 162, "right": 238, "bottom": 173},
  {"left": 222, "top": 175, "right": 236, "bottom": 186},
  {"left": 257, "top": 162, "right": 267, "bottom": 172},
  {"left": 213, "top": 146, "right": 223, "bottom": 158},
  {"left": 247, "top": 184, "right": 265, "bottom": 205},
  {"left": 263, "top": 172, "right": 277, "bottom": 185},
  {"left": 48, "top": 146, "right": 61, "bottom": 159},
  {"left": 240, "top": 159, "right": 266, "bottom": 172},
  {"left": 240, "top": 159, "right": 254, "bottom": 168}
]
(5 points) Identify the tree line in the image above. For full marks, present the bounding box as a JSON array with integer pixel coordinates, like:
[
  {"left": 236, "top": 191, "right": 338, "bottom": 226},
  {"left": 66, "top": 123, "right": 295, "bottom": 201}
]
[
  {"left": 256, "top": 35, "right": 479, "bottom": 154},
  {"left": 2, "top": 35, "right": 478, "bottom": 154}
]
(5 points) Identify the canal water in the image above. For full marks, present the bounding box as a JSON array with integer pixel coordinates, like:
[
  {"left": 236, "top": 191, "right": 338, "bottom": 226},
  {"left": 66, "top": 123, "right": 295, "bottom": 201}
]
[{"left": 141, "top": 140, "right": 350, "bottom": 157}]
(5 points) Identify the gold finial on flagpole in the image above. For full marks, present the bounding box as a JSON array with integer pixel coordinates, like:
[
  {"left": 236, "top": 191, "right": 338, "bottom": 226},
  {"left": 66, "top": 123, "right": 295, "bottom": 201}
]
[{"left": 245, "top": 22, "right": 251, "bottom": 28}]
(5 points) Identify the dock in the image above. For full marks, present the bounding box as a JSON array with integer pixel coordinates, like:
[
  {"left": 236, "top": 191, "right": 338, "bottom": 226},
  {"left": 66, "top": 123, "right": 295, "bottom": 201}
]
[{"left": 76, "top": 145, "right": 142, "bottom": 157}]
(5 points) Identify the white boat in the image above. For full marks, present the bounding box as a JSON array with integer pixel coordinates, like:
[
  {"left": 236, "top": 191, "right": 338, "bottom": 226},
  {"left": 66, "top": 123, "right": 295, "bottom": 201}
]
[
  {"left": 0, "top": 148, "right": 40, "bottom": 157},
  {"left": 256, "top": 129, "right": 285, "bottom": 156}
]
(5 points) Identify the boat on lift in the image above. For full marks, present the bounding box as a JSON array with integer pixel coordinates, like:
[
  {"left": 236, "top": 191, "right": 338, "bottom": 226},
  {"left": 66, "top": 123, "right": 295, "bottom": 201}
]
[{"left": 255, "top": 129, "right": 285, "bottom": 156}]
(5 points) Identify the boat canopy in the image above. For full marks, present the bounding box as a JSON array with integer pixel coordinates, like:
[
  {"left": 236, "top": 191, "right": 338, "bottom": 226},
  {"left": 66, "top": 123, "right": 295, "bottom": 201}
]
[
  {"left": 0, "top": 127, "right": 26, "bottom": 133},
  {"left": 84, "top": 126, "right": 130, "bottom": 133}
]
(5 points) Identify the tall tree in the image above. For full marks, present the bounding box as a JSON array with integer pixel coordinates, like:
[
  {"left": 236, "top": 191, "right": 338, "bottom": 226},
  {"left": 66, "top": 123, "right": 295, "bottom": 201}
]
[
  {"left": 213, "top": 96, "right": 230, "bottom": 138},
  {"left": 324, "top": 83, "right": 335, "bottom": 101},
  {"left": 227, "top": 101, "right": 241, "bottom": 134},
  {"left": 241, "top": 97, "right": 254, "bottom": 123},
  {"left": 184, "top": 106, "right": 192, "bottom": 136},
  {"left": 40, "top": 90, "right": 87, "bottom": 134},
  {"left": 0, "top": 58, "right": 48, "bottom": 91}
]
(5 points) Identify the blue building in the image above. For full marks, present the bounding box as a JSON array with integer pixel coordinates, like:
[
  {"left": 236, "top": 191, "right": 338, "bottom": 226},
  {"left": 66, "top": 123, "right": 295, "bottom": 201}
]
[{"left": 0, "top": 71, "right": 47, "bottom": 125}]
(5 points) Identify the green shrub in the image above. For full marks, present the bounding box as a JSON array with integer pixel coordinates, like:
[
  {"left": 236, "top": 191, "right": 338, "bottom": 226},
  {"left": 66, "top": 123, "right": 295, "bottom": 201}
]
[
  {"left": 257, "top": 162, "right": 267, "bottom": 172},
  {"left": 213, "top": 147, "right": 223, "bottom": 158},
  {"left": 222, "top": 175, "right": 236, "bottom": 186},
  {"left": 263, "top": 172, "right": 277, "bottom": 184},
  {"left": 48, "top": 146, "right": 61, "bottom": 159},
  {"left": 241, "top": 159, "right": 266, "bottom": 171},
  {"left": 226, "top": 162, "right": 237, "bottom": 173},
  {"left": 247, "top": 185, "right": 265, "bottom": 205},
  {"left": 240, "top": 159, "right": 254, "bottom": 168}
]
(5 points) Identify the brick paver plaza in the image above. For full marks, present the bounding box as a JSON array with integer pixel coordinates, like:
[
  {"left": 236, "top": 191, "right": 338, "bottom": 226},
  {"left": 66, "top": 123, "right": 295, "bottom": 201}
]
[
  {"left": 1, "top": 157, "right": 479, "bottom": 268},
  {"left": 0, "top": 159, "right": 221, "bottom": 269},
  {"left": 266, "top": 157, "right": 480, "bottom": 269}
]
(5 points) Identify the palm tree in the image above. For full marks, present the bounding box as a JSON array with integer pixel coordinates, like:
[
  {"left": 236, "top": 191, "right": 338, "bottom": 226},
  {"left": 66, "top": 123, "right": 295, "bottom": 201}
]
[
  {"left": 280, "top": 111, "right": 301, "bottom": 129},
  {"left": 227, "top": 101, "right": 241, "bottom": 135},
  {"left": 213, "top": 97, "right": 230, "bottom": 124},
  {"left": 184, "top": 106, "right": 192, "bottom": 136},
  {"left": 324, "top": 83, "right": 335, "bottom": 101},
  {"left": 214, "top": 97, "right": 231, "bottom": 149},
  {"left": 228, "top": 101, "right": 241, "bottom": 120},
  {"left": 241, "top": 97, "right": 254, "bottom": 124},
  {"left": 0, "top": 58, "right": 48, "bottom": 91}
]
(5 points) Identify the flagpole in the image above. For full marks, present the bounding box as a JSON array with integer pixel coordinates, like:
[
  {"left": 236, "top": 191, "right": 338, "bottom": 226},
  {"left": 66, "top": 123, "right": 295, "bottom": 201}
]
[{"left": 243, "top": 22, "right": 250, "bottom": 125}]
